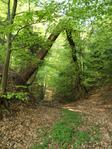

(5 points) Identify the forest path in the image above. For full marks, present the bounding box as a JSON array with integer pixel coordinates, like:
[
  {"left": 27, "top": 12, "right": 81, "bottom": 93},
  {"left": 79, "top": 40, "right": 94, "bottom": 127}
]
[
  {"left": 64, "top": 85, "right": 112, "bottom": 148},
  {"left": 0, "top": 85, "right": 112, "bottom": 149}
]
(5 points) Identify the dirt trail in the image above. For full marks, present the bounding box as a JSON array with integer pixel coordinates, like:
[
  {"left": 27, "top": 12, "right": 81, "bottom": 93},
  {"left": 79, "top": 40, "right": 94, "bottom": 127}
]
[
  {"left": 0, "top": 85, "right": 112, "bottom": 149},
  {"left": 64, "top": 85, "right": 112, "bottom": 148}
]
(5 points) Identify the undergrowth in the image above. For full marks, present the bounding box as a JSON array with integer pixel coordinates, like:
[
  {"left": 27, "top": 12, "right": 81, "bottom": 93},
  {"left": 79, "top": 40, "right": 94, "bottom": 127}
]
[{"left": 31, "top": 109, "right": 100, "bottom": 149}]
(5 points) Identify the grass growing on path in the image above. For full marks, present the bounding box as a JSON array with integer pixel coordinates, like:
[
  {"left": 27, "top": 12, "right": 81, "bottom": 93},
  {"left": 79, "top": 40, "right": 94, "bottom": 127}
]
[{"left": 31, "top": 109, "right": 100, "bottom": 149}]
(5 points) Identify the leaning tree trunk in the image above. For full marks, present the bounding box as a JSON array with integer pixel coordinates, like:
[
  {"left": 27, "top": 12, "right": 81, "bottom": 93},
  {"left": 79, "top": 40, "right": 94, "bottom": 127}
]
[
  {"left": 20, "top": 21, "right": 64, "bottom": 84},
  {"left": 0, "top": 19, "right": 64, "bottom": 91},
  {"left": 0, "top": 18, "right": 68, "bottom": 94},
  {"left": 66, "top": 30, "right": 87, "bottom": 97}
]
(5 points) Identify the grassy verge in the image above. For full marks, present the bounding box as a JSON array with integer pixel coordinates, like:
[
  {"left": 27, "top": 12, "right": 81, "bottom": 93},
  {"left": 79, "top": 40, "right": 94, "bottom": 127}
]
[{"left": 31, "top": 109, "right": 100, "bottom": 149}]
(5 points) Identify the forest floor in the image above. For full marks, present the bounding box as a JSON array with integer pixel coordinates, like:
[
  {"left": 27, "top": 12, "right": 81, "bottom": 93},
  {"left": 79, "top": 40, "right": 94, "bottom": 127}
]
[
  {"left": 0, "top": 85, "right": 112, "bottom": 149},
  {"left": 64, "top": 85, "right": 112, "bottom": 148}
]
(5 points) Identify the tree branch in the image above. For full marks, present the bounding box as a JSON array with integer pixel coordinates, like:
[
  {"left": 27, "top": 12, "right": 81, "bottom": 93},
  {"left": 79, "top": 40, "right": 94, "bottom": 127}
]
[{"left": 12, "top": 22, "right": 40, "bottom": 42}]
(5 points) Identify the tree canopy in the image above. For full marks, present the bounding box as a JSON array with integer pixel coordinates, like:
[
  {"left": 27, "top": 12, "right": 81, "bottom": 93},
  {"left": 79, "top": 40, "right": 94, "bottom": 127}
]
[{"left": 0, "top": 0, "right": 111, "bottom": 101}]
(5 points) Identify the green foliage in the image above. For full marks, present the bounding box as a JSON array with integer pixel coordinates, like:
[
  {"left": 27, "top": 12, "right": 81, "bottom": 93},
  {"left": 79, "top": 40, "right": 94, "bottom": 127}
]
[
  {"left": 0, "top": 0, "right": 112, "bottom": 100},
  {"left": 37, "top": 34, "right": 78, "bottom": 101},
  {"left": 62, "top": 109, "right": 82, "bottom": 126},
  {"left": 51, "top": 122, "right": 73, "bottom": 144},
  {"left": 74, "top": 131, "right": 90, "bottom": 148},
  {"left": 31, "top": 109, "right": 100, "bottom": 149},
  {"left": 1, "top": 92, "right": 28, "bottom": 101}
]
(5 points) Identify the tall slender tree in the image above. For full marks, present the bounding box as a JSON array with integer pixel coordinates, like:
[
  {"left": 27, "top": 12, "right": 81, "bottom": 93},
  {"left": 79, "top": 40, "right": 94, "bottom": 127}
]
[{"left": 1, "top": 0, "right": 18, "bottom": 93}]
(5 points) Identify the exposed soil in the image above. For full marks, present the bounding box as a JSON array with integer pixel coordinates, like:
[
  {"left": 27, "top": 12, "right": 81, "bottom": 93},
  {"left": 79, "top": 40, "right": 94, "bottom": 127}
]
[{"left": 0, "top": 85, "right": 112, "bottom": 149}]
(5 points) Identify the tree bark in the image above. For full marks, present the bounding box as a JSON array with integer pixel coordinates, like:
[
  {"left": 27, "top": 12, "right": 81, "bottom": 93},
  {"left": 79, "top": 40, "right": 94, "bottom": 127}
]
[
  {"left": 66, "top": 30, "right": 77, "bottom": 62},
  {"left": 1, "top": 34, "right": 11, "bottom": 92},
  {"left": 1, "top": 0, "right": 18, "bottom": 93},
  {"left": 0, "top": 64, "right": 24, "bottom": 85},
  {"left": 66, "top": 30, "right": 87, "bottom": 97},
  {"left": 20, "top": 22, "right": 64, "bottom": 84},
  {"left": 0, "top": 19, "right": 65, "bottom": 89}
]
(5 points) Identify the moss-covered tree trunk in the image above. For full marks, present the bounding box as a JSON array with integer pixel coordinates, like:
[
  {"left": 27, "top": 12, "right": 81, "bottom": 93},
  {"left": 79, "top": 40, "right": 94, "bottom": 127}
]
[{"left": 66, "top": 30, "right": 87, "bottom": 98}]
